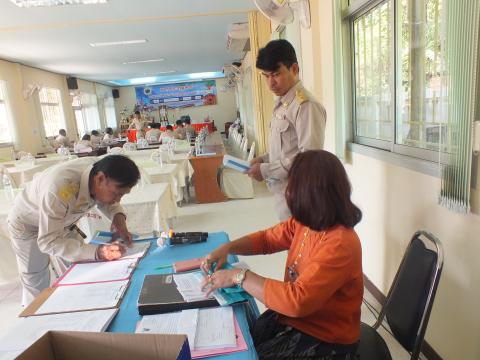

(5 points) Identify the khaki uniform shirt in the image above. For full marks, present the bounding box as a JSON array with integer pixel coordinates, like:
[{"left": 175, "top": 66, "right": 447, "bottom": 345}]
[
  {"left": 11, "top": 157, "right": 124, "bottom": 262},
  {"left": 260, "top": 81, "right": 326, "bottom": 194}
]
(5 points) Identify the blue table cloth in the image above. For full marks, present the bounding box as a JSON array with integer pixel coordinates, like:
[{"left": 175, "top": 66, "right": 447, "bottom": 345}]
[{"left": 108, "top": 231, "right": 259, "bottom": 360}]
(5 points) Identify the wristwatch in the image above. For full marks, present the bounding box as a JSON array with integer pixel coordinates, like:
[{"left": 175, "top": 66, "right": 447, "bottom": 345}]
[{"left": 234, "top": 268, "right": 248, "bottom": 288}]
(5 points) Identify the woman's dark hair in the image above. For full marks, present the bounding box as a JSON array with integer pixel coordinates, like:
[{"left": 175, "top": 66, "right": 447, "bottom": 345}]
[
  {"left": 91, "top": 155, "right": 140, "bottom": 188},
  {"left": 256, "top": 39, "right": 298, "bottom": 72},
  {"left": 286, "top": 150, "right": 362, "bottom": 231},
  {"left": 82, "top": 134, "right": 91, "bottom": 141}
]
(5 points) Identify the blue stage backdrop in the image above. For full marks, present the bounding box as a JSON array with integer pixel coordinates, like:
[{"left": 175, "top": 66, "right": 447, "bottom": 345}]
[{"left": 135, "top": 80, "right": 217, "bottom": 111}]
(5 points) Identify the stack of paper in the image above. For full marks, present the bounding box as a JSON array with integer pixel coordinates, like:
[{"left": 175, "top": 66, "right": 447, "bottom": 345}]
[
  {"left": 173, "top": 272, "right": 209, "bottom": 302},
  {"left": 56, "top": 258, "right": 137, "bottom": 286},
  {"left": 0, "top": 309, "right": 118, "bottom": 359},
  {"left": 21, "top": 280, "right": 129, "bottom": 316},
  {"left": 136, "top": 307, "right": 247, "bottom": 358}
]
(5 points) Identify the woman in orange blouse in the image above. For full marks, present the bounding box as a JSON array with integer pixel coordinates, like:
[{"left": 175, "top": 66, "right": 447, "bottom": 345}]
[{"left": 201, "top": 150, "right": 363, "bottom": 359}]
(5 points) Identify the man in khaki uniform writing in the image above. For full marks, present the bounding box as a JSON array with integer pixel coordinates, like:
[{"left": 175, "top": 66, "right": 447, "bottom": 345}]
[
  {"left": 7, "top": 155, "right": 140, "bottom": 306},
  {"left": 247, "top": 39, "right": 326, "bottom": 221}
]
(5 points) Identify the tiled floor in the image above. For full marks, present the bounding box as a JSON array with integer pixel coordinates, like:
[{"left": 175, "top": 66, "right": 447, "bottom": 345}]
[{"left": 0, "top": 181, "right": 416, "bottom": 358}]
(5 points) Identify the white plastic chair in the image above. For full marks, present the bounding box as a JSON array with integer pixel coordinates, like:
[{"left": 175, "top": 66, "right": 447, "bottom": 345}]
[{"left": 247, "top": 141, "right": 255, "bottom": 162}]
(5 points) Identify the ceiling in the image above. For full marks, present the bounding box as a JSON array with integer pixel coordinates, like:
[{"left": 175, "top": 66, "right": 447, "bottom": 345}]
[{"left": 0, "top": 0, "right": 258, "bottom": 85}]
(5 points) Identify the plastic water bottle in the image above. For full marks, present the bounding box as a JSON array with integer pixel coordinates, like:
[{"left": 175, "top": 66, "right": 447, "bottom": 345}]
[{"left": 3, "top": 174, "right": 14, "bottom": 201}]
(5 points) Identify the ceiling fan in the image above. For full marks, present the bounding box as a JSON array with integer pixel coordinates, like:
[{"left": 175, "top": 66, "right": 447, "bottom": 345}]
[{"left": 253, "top": 0, "right": 311, "bottom": 29}]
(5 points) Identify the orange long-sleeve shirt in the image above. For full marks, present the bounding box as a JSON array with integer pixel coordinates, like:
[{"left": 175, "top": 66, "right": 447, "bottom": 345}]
[{"left": 249, "top": 218, "right": 363, "bottom": 344}]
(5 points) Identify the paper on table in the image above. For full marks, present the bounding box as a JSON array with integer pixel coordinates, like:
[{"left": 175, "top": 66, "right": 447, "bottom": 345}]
[
  {"left": 173, "top": 272, "right": 211, "bottom": 302},
  {"left": 121, "top": 242, "right": 151, "bottom": 260},
  {"left": 194, "top": 306, "right": 236, "bottom": 349},
  {"left": 56, "top": 258, "right": 137, "bottom": 286},
  {"left": 0, "top": 309, "right": 118, "bottom": 357},
  {"left": 137, "top": 309, "right": 199, "bottom": 350},
  {"left": 35, "top": 280, "right": 128, "bottom": 315},
  {"left": 190, "top": 316, "right": 248, "bottom": 359}
]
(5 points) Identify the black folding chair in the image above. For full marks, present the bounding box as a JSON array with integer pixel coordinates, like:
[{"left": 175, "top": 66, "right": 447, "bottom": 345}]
[{"left": 357, "top": 230, "right": 444, "bottom": 360}]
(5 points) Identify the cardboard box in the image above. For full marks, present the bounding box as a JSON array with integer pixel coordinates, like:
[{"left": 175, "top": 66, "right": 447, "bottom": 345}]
[{"left": 17, "top": 331, "right": 191, "bottom": 360}]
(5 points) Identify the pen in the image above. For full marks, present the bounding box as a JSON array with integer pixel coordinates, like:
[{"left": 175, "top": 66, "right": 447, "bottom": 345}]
[{"left": 154, "top": 264, "right": 173, "bottom": 270}]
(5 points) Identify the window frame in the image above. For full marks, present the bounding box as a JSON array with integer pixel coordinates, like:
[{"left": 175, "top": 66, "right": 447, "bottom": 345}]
[
  {"left": 344, "top": 0, "right": 445, "bottom": 163},
  {"left": 38, "top": 87, "right": 66, "bottom": 138},
  {"left": 0, "top": 80, "right": 14, "bottom": 146}
]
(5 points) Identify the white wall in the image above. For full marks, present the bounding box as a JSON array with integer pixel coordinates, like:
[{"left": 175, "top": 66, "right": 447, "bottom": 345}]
[
  {"left": 297, "top": 1, "right": 480, "bottom": 359},
  {"left": 113, "top": 78, "right": 237, "bottom": 134}
]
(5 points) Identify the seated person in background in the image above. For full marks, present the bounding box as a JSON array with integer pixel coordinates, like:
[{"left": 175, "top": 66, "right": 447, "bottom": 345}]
[
  {"left": 90, "top": 130, "right": 102, "bottom": 148},
  {"left": 174, "top": 119, "right": 186, "bottom": 140},
  {"left": 201, "top": 150, "right": 363, "bottom": 360},
  {"left": 183, "top": 117, "right": 195, "bottom": 139},
  {"left": 7, "top": 155, "right": 140, "bottom": 306},
  {"left": 159, "top": 125, "right": 175, "bottom": 144},
  {"left": 54, "top": 129, "right": 70, "bottom": 149},
  {"left": 145, "top": 122, "right": 161, "bottom": 142},
  {"left": 103, "top": 127, "right": 114, "bottom": 141},
  {"left": 74, "top": 134, "right": 93, "bottom": 153}
]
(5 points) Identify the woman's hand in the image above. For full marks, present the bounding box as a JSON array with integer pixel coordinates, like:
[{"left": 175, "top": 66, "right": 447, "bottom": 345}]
[
  {"left": 200, "top": 269, "right": 239, "bottom": 297},
  {"left": 200, "top": 244, "right": 230, "bottom": 274}
]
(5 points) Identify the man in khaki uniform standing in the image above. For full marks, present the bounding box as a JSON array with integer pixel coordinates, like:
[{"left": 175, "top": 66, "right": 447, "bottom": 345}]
[
  {"left": 247, "top": 39, "right": 326, "bottom": 221},
  {"left": 7, "top": 155, "right": 140, "bottom": 306}
]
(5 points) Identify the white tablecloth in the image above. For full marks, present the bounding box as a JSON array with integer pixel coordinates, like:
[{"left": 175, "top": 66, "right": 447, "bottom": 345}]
[
  {"left": 78, "top": 183, "right": 177, "bottom": 238},
  {"left": 136, "top": 162, "right": 185, "bottom": 202}
]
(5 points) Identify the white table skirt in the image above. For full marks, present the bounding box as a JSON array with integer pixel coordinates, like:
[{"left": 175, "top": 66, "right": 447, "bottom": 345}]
[
  {"left": 78, "top": 183, "right": 177, "bottom": 238},
  {"left": 0, "top": 190, "right": 20, "bottom": 283}
]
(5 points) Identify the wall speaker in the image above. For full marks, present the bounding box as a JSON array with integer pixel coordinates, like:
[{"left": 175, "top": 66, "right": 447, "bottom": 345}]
[
  {"left": 112, "top": 89, "right": 120, "bottom": 98},
  {"left": 66, "top": 76, "right": 78, "bottom": 90}
]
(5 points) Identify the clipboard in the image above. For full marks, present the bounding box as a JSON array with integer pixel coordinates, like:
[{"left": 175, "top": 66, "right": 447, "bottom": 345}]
[{"left": 20, "top": 280, "right": 130, "bottom": 317}]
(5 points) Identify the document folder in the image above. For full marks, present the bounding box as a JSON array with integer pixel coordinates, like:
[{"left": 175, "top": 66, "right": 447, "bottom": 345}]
[{"left": 137, "top": 273, "right": 218, "bottom": 316}]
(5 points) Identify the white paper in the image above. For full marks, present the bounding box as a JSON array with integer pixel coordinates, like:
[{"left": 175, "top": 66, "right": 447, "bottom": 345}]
[
  {"left": 173, "top": 272, "right": 210, "bottom": 302},
  {"left": 121, "top": 242, "right": 150, "bottom": 259},
  {"left": 58, "top": 258, "right": 137, "bottom": 285},
  {"left": 194, "top": 307, "right": 236, "bottom": 349},
  {"left": 137, "top": 309, "right": 199, "bottom": 349},
  {"left": 35, "top": 280, "right": 128, "bottom": 315},
  {"left": 223, "top": 154, "right": 250, "bottom": 172},
  {"left": 0, "top": 309, "right": 118, "bottom": 357}
]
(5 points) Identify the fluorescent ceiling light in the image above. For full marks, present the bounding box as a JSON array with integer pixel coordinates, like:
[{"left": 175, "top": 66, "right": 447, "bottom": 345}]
[
  {"left": 90, "top": 39, "right": 147, "bottom": 47},
  {"left": 108, "top": 71, "right": 225, "bottom": 86},
  {"left": 9, "top": 0, "right": 107, "bottom": 7},
  {"left": 123, "top": 58, "right": 165, "bottom": 65}
]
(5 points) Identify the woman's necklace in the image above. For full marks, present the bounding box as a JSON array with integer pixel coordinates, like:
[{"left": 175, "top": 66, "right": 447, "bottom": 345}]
[{"left": 287, "top": 228, "right": 326, "bottom": 281}]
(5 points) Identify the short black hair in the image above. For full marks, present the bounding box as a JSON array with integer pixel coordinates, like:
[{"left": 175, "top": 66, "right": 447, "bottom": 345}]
[
  {"left": 176, "top": 119, "right": 183, "bottom": 126},
  {"left": 256, "top": 39, "right": 298, "bottom": 72},
  {"left": 91, "top": 155, "right": 140, "bottom": 188},
  {"left": 91, "top": 130, "right": 99, "bottom": 136},
  {"left": 135, "top": 110, "right": 141, "bottom": 115},
  {"left": 82, "top": 134, "right": 91, "bottom": 141},
  {"left": 166, "top": 125, "right": 173, "bottom": 130},
  {"left": 59, "top": 129, "right": 66, "bottom": 136},
  {"left": 105, "top": 127, "right": 113, "bottom": 135}
]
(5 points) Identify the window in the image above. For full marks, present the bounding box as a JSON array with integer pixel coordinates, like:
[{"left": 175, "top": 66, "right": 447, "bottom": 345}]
[
  {"left": 347, "top": 0, "right": 447, "bottom": 161},
  {"left": 72, "top": 93, "right": 102, "bottom": 137},
  {"left": 103, "top": 96, "right": 117, "bottom": 129},
  {"left": 0, "top": 81, "right": 13, "bottom": 144},
  {"left": 39, "top": 87, "right": 66, "bottom": 138}
]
